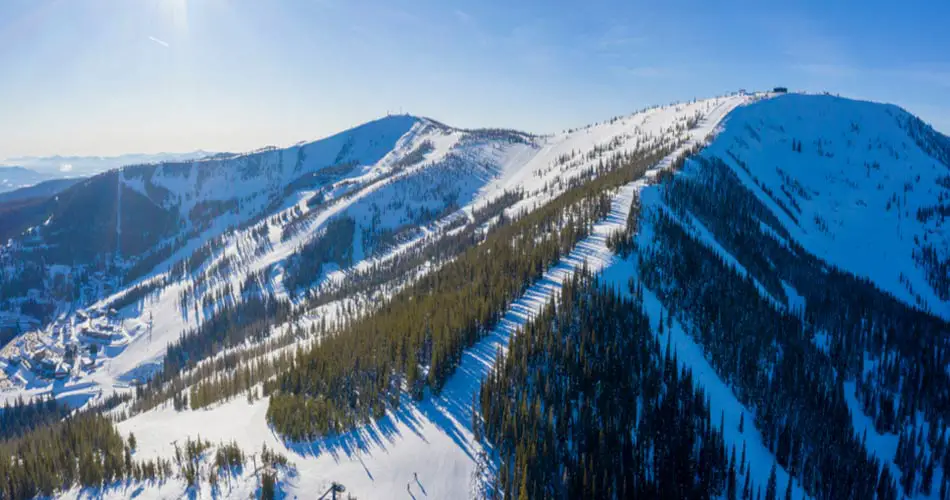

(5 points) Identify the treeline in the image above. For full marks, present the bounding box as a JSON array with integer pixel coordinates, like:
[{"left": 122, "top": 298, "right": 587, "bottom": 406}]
[
  {"left": 605, "top": 141, "right": 705, "bottom": 258},
  {"left": 267, "top": 142, "right": 678, "bottom": 440},
  {"left": 123, "top": 234, "right": 187, "bottom": 283},
  {"left": 0, "top": 414, "right": 166, "bottom": 499},
  {"left": 187, "top": 349, "right": 294, "bottom": 410},
  {"left": 163, "top": 294, "right": 292, "bottom": 375},
  {"left": 104, "top": 276, "right": 167, "bottom": 312},
  {"left": 0, "top": 395, "right": 70, "bottom": 440},
  {"left": 393, "top": 140, "right": 434, "bottom": 170},
  {"left": 0, "top": 411, "right": 292, "bottom": 499},
  {"left": 284, "top": 215, "right": 356, "bottom": 292},
  {"left": 130, "top": 329, "right": 300, "bottom": 415},
  {"left": 477, "top": 270, "right": 737, "bottom": 498},
  {"left": 633, "top": 153, "right": 929, "bottom": 497},
  {"left": 913, "top": 243, "right": 950, "bottom": 302}
]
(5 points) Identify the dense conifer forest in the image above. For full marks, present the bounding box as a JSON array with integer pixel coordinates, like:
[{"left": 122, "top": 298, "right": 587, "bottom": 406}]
[
  {"left": 0, "top": 395, "right": 70, "bottom": 440},
  {"left": 477, "top": 270, "right": 732, "bottom": 499}
]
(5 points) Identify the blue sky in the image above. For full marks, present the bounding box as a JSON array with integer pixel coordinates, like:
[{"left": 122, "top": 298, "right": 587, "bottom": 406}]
[{"left": 0, "top": 0, "right": 947, "bottom": 159}]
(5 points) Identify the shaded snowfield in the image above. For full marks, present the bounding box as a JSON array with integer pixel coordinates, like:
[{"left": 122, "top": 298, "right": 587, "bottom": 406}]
[
  {"left": 100, "top": 94, "right": 751, "bottom": 499},
  {"left": 704, "top": 94, "right": 950, "bottom": 318}
]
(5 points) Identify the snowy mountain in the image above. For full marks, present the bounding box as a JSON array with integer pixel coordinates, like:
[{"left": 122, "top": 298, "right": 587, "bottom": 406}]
[{"left": 0, "top": 92, "right": 947, "bottom": 499}]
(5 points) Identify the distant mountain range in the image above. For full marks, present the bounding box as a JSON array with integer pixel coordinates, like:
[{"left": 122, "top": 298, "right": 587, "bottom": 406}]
[
  {"left": 0, "top": 150, "right": 217, "bottom": 178},
  {"left": 0, "top": 166, "right": 57, "bottom": 194}
]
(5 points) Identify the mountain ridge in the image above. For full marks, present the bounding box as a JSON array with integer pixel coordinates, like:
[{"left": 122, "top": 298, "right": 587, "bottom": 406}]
[{"left": 0, "top": 91, "right": 948, "bottom": 499}]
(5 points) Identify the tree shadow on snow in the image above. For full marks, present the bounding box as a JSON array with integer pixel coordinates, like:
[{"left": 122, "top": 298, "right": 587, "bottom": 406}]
[
  {"left": 273, "top": 243, "right": 602, "bottom": 476},
  {"left": 276, "top": 309, "right": 524, "bottom": 467}
]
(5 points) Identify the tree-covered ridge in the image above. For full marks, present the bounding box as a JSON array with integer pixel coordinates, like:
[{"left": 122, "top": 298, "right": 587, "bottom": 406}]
[
  {"left": 267, "top": 142, "right": 678, "bottom": 440},
  {"left": 477, "top": 269, "right": 733, "bottom": 499}
]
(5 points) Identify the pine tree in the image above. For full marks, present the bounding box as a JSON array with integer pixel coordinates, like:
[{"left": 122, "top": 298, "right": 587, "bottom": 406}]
[
  {"left": 743, "top": 470, "right": 751, "bottom": 499},
  {"left": 741, "top": 440, "right": 747, "bottom": 472},
  {"left": 728, "top": 461, "right": 738, "bottom": 500},
  {"left": 765, "top": 461, "right": 777, "bottom": 498},
  {"left": 518, "top": 463, "right": 530, "bottom": 500},
  {"left": 261, "top": 468, "right": 277, "bottom": 500}
]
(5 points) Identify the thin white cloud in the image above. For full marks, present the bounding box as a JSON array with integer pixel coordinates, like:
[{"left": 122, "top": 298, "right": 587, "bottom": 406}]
[
  {"left": 453, "top": 9, "right": 474, "bottom": 25},
  {"left": 148, "top": 36, "right": 170, "bottom": 48},
  {"left": 59, "top": 163, "right": 73, "bottom": 172}
]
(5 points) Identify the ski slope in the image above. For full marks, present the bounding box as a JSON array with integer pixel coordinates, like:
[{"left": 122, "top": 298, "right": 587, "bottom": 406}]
[{"left": 102, "top": 93, "right": 752, "bottom": 499}]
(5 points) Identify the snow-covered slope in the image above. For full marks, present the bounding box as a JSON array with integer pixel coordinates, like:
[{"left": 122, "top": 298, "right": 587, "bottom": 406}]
[
  {"left": 0, "top": 97, "right": 731, "bottom": 394},
  {"left": 704, "top": 94, "right": 950, "bottom": 317}
]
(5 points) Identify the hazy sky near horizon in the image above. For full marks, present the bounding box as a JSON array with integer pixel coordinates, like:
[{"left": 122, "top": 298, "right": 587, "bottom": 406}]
[{"left": 0, "top": 0, "right": 947, "bottom": 159}]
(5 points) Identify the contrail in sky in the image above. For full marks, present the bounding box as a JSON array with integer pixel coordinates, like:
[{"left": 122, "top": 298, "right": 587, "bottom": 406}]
[{"left": 148, "top": 36, "right": 170, "bottom": 48}]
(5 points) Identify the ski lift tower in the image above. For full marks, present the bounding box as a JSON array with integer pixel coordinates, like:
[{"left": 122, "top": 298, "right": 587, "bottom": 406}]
[{"left": 317, "top": 482, "right": 346, "bottom": 499}]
